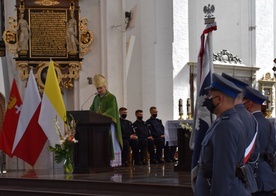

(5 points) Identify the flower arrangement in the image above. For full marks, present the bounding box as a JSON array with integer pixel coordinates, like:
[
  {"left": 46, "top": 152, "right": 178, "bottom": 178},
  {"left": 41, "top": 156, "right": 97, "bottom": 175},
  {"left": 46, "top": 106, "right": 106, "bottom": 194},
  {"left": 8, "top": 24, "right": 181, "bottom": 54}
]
[
  {"left": 49, "top": 114, "right": 78, "bottom": 173},
  {"left": 179, "top": 120, "right": 192, "bottom": 131},
  {"left": 179, "top": 120, "right": 193, "bottom": 139}
]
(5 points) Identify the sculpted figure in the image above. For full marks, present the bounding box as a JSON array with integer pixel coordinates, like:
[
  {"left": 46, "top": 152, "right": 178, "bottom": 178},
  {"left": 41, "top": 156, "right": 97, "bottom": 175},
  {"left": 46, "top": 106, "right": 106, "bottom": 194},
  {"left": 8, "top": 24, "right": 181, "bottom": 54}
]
[
  {"left": 17, "top": 13, "right": 30, "bottom": 53},
  {"left": 66, "top": 12, "right": 79, "bottom": 55}
]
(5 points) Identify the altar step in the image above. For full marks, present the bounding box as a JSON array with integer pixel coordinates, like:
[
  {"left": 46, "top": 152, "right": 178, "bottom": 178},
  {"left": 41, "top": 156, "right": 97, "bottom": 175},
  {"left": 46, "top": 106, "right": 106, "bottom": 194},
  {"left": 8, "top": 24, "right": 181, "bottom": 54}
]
[{"left": 0, "top": 177, "right": 193, "bottom": 196}]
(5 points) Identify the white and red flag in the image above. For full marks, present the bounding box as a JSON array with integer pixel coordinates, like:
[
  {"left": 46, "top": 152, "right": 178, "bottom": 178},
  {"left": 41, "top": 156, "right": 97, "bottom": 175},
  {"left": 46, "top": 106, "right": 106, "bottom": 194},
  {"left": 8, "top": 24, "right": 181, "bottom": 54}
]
[{"left": 12, "top": 70, "right": 47, "bottom": 166}]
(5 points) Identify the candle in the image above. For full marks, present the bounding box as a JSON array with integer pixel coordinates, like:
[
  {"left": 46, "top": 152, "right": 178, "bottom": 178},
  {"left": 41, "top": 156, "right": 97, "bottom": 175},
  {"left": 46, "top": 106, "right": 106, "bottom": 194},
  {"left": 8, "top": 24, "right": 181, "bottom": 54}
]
[
  {"left": 179, "top": 99, "right": 183, "bottom": 114},
  {"left": 187, "top": 98, "right": 191, "bottom": 113}
]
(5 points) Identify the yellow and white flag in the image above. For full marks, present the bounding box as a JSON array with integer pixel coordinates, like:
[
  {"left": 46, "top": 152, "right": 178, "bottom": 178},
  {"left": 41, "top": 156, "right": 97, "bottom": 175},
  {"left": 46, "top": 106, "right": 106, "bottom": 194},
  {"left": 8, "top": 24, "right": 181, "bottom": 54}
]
[{"left": 38, "top": 61, "right": 66, "bottom": 146}]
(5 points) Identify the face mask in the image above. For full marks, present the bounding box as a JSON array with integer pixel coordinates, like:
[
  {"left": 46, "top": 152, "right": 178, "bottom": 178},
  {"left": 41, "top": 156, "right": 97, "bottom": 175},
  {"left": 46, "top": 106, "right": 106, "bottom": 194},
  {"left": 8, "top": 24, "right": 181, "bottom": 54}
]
[
  {"left": 137, "top": 116, "right": 143, "bottom": 121},
  {"left": 204, "top": 96, "right": 219, "bottom": 113},
  {"left": 121, "top": 114, "right": 127, "bottom": 119},
  {"left": 152, "top": 114, "right": 157, "bottom": 118}
]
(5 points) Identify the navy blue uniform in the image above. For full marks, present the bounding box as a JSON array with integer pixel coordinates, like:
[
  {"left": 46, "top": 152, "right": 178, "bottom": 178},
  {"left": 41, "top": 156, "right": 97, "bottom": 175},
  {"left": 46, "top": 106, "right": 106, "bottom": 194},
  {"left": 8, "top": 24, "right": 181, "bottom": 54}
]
[
  {"left": 120, "top": 118, "right": 139, "bottom": 164},
  {"left": 252, "top": 111, "right": 276, "bottom": 193},
  {"left": 195, "top": 108, "right": 250, "bottom": 196},
  {"left": 146, "top": 117, "right": 165, "bottom": 162},
  {"left": 235, "top": 103, "right": 259, "bottom": 192},
  {"left": 133, "top": 119, "right": 154, "bottom": 163}
]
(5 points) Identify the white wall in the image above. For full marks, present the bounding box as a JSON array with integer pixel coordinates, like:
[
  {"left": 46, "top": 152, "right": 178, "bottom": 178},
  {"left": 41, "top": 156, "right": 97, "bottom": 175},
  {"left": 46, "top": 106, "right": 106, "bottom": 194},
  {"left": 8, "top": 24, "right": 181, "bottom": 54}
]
[
  {"left": 74, "top": 0, "right": 102, "bottom": 110},
  {"left": 173, "top": 0, "right": 189, "bottom": 120},
  {"left": 124, "top": 0, "right": 174, "bottom": 122},
  {"left": 255, "top": 0, "right": 274, "bottom": 80}
]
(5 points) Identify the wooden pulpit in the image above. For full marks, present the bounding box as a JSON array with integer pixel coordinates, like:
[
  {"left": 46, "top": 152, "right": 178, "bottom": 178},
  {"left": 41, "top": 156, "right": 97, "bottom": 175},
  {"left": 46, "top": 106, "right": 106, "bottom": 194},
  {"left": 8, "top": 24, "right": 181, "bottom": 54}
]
[{"left": 67, "top": 110, "right": 113, "bottom": 173}]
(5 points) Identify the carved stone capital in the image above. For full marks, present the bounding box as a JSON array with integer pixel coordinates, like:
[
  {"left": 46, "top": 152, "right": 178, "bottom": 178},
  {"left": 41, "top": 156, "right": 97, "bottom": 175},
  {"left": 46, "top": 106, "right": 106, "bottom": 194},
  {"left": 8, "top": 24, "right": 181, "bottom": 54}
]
[{"left": 2, "top": 17, "right": 18, "bottom": 56}]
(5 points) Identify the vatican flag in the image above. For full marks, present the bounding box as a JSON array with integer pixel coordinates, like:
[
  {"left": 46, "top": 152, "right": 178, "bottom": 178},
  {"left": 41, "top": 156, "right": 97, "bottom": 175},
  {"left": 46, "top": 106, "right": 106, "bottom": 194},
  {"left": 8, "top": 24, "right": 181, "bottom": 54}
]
[{"left": 38, "top": 61, "right": 66, "bottom": 147}]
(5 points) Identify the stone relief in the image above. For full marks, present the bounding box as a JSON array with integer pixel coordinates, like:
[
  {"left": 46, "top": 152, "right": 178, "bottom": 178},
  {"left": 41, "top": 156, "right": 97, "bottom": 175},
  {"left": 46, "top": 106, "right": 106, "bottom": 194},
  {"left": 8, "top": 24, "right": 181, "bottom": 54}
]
[{"left": 213, "top": 49, "right": 242, "bottom": 64}]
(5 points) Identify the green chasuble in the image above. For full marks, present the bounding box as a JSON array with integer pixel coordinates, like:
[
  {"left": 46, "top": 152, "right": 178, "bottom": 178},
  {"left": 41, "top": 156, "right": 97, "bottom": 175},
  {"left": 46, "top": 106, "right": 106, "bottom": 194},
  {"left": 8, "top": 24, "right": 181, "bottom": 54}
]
[{"left": 90, "top": 91, "right": 123, "bottom": 159}]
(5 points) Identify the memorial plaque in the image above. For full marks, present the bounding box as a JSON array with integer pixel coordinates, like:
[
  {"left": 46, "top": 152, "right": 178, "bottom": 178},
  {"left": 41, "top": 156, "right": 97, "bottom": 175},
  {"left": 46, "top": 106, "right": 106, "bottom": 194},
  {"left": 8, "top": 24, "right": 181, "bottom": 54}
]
[
  {"left": 29, "top": 9, "right": 67, "bottom": 58},
  {"left": 6, "top": 0, "right": 90, "bottom": 91}
]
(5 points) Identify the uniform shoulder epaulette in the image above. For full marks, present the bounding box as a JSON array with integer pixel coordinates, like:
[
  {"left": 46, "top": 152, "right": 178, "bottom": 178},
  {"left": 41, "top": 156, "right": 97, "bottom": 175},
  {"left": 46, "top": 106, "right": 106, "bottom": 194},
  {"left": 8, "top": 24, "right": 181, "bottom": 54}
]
[{"left": 221, "top": 116, "right": 229, "bottom": 120}]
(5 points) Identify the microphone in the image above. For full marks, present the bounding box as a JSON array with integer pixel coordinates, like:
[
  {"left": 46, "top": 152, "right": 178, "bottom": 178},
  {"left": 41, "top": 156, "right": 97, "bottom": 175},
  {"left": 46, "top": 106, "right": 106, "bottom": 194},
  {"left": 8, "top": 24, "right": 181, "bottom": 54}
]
[{"left": 81, "top": 93, "right": 97, "bottom": 110}]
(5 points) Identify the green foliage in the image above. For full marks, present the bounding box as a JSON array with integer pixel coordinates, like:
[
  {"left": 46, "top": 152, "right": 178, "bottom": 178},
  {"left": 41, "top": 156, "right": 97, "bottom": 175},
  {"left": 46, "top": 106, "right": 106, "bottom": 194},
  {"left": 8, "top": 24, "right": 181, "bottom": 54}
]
[{"left": 49, "top": 141, "right": 73, "bottom": 164}]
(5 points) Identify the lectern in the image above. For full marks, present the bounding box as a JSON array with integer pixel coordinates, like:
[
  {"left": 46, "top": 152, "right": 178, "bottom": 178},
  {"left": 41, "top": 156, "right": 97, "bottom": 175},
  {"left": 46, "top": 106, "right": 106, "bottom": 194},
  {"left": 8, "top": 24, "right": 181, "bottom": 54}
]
[
  {"left": 67, "top": 110, "right": 113, "bottom": 173},
  {"left": 174, "top": 128, "right": 193, "bottom": 171}
]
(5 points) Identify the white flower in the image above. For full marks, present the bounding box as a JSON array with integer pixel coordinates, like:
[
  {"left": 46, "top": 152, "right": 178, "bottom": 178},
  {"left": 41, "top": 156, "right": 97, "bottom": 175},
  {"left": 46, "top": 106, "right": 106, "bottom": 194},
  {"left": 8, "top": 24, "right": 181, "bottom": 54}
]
[{"left": 179, "top": 121, "right": 192, "bottom": 131}]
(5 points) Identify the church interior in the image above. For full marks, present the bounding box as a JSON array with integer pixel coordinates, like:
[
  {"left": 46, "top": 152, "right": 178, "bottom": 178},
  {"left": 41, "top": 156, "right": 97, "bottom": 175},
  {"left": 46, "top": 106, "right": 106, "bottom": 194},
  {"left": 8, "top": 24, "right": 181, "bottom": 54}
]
[{"left": 0, "top": 0, "right": 275, "bottom": 195}]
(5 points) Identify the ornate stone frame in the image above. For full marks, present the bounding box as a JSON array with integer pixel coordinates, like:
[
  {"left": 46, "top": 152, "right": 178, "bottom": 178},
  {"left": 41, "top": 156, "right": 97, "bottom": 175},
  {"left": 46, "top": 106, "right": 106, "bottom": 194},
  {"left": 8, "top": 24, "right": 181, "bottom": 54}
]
[
  {"left": 0, "top": 0, "right": 5, "bottom": 56},
  {"left": 2, "top": 0, "right": 93, "bottom": 90}
]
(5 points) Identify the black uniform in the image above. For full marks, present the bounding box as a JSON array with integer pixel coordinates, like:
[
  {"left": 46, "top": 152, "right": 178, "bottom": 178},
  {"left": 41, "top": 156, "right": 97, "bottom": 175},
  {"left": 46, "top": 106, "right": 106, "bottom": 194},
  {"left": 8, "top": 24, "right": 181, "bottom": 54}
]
[
  {"left": 133, "top": 119, "right": 154, "bottom": 163},
  {"left": 120, "top": 118, "right": 139, "bottom": 165},
  {"left": 146, "top": 117, "right": 165, "bottom": 162}
]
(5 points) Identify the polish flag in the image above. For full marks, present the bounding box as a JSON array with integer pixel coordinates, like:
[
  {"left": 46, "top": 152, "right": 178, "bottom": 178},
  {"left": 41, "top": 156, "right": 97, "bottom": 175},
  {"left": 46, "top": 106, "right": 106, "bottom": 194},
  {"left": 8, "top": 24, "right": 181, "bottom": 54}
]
[
  {"left": 12, "top": 70, "right": 47, "bottom": 166},
  {"left": 0, "top": 79, "right": 22, "bottom": 157}
]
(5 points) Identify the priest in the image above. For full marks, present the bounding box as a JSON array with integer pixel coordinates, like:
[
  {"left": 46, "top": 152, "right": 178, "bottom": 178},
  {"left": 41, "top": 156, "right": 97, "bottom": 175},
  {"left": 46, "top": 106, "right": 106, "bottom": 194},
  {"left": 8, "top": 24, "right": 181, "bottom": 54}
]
[{"left": 90, "top": 74, "right": 123, "bottom": 167}]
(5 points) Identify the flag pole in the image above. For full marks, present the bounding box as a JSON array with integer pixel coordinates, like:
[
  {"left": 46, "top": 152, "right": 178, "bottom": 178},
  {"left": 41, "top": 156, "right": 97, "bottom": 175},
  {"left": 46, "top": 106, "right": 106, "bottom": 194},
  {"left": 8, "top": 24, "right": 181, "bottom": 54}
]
[
  {"left": 204, "top": 5, "right": 216, "bottom": 122},
  {"left": 208, "top": 30, "right": 214, "bottom": 74},
  {"left": 204, "top": 5, "right": 216, "bottom": 76},
  {"left": 209, "top": 29, "right": 215, "bottom": 122},
  {"left": 16, "top": 157, "right": 18, "bottom": 172},
  {"left": 49, "top": 57, "right": 55, "bottom": 171}
]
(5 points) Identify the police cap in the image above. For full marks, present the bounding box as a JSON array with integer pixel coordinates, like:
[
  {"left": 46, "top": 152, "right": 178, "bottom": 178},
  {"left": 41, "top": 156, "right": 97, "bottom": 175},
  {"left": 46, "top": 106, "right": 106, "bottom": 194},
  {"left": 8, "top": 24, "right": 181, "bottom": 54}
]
[
  {"left": 221, "top": 72, "right": 248, "bottom": 90},
  {"left": 243, "top": 86, "right": 267, "bottom": 105},
  {"left": 205, "top": 73, "right": 242, "bottom": 98}
]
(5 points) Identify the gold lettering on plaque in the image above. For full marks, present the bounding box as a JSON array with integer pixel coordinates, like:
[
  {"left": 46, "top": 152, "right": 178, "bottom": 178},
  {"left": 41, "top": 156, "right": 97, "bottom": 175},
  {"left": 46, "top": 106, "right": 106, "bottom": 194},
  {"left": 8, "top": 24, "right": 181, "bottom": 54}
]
[{"left": 29, "top": 9, "right": 67, "bottom": 58}]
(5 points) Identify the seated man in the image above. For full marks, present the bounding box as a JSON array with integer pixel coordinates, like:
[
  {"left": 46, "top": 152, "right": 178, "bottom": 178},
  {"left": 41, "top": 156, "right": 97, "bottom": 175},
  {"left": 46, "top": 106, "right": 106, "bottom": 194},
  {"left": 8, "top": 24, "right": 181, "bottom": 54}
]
[
  {"left": 146, "top": 106, "right": 165, "bottom": 163},
  {"left": 133, "top": 110, "right": 158, "bottom": 165},
  {"left": 119, "top": 107, "right": 139, "bottom": 166}
]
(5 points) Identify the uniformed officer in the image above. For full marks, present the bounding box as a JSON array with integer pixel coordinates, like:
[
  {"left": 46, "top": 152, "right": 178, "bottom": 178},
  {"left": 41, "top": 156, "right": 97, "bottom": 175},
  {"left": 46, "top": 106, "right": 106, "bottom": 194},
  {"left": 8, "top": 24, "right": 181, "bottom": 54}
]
[
  {"left": 133, "top": 110, "right": 157, "bottom": 165},
  {"left": 146, "top": 106, "right": 165, "bottom": 163},
  {"left": 119, "top": 107, "right": 140, "bottom": 166},
  {"left": 195, "top": 73, "right": 250, "bottom": 196},
  {"left": 243, "top": 86, "right": 276, "bottom": 196},
  {"left": 222, "top": 73, "right": 259, "bottom": 193}
]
